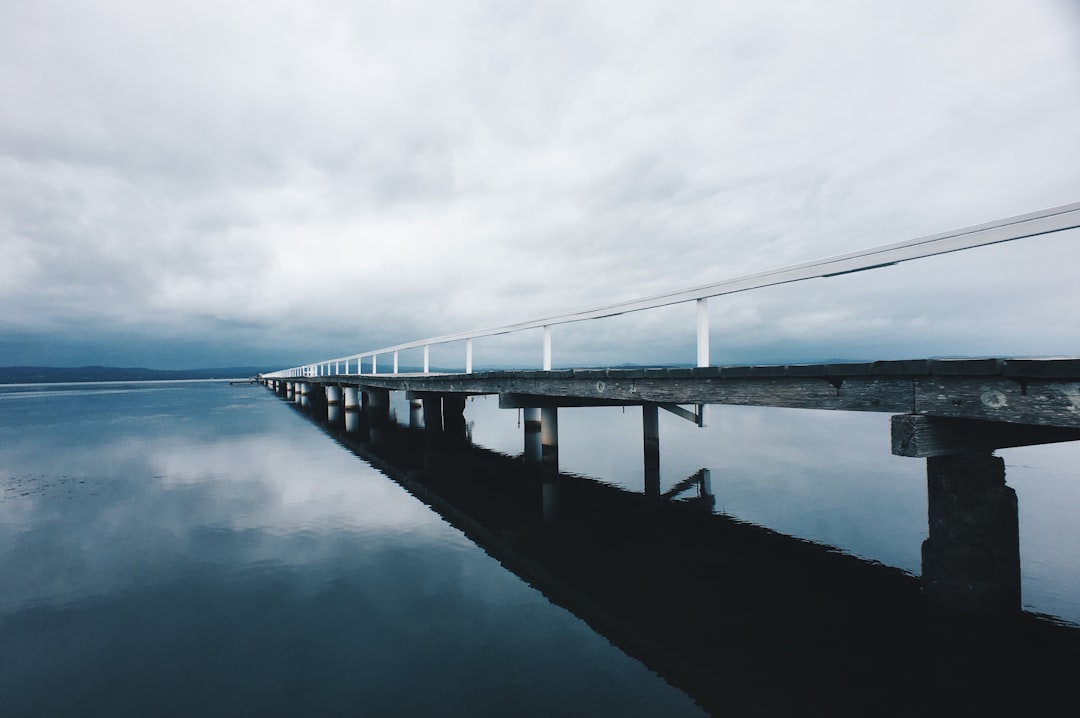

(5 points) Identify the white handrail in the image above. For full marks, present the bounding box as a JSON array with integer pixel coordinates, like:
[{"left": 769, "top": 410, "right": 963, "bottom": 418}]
[{"left": 265, "top": 201, "right": 1080, "bottom": 378}]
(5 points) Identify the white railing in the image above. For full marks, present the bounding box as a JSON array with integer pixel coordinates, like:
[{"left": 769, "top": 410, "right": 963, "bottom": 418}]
[{"left": 265, "top": 201, "right": 1080, "bottom": 379}]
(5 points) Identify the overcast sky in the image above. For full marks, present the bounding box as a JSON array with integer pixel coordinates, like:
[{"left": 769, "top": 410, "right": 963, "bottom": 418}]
[{"left": 2, "top": 0, "right": 1079, "bottom": 370}]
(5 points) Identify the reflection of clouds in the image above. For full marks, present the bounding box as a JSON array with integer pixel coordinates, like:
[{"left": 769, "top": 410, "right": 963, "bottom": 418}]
[
  {"left": 0, "top": 421, "right": 467, "bottom": 615},
  {"left": 143, "top": 434, "right": 445, "bottom": 535},
  {"left": 0, "top": 387, "right": 706, "bottom": 717}
]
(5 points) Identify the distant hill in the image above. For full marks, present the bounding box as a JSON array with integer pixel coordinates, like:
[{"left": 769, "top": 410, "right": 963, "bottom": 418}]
[{"left": 0, "top": 366, "right": 269, "bottom": 384}]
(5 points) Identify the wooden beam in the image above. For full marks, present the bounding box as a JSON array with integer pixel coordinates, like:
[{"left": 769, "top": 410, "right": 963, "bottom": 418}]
[
  {"left": 659, "top": 403, "right": 704, "bottom": 426},
  {"left": 913, "top": 378, "right": 1080, "bottom": 429},
  {"left": 891, "top": 414, "right": 1080, "bottom": 457},
  {"left": 498, "top": 393, "right": 639, "bottom": 409}
]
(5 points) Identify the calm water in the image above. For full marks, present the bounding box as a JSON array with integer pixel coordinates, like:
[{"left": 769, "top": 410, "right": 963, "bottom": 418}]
[{"left": 2, "top": 380, "right": 1078, "bottom": 716}]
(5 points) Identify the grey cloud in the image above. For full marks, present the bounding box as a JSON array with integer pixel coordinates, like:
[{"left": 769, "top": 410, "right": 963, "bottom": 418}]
[{"left": 1, "top": 1, "right": 1079, "bottom": 369}]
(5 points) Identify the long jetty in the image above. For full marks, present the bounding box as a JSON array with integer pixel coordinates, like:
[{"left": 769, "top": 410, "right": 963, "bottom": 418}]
[{"left": 260, "top": 203, "right": 1080, "bottom": 616}]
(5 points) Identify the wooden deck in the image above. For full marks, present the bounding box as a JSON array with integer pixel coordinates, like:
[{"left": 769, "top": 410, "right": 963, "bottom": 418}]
[{"left": 285, "top": 357, "right": 1080, "bottom": 431}]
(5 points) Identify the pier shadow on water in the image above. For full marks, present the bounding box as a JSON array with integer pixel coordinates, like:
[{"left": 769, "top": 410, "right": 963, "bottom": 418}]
[{"left": 303, "top": 393, "right": 1079, "bottom": 718}]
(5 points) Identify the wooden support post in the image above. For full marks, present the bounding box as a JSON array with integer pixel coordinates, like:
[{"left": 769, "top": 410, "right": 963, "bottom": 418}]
[
  {"left": 643, "top": 403, "right": 660, "bottom": 498},
  {"left": 922, "top": 452, "right": 1020, "bottom": 615}
]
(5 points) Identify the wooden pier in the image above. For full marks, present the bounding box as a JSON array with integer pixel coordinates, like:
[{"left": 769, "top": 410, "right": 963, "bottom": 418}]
[
  {"left": 262, "top": 355, "right": 1080, "bottom": 617},
  {"left": 259, "top": 204, "right": 1080, "bottom": 618},
  {"left": 268, "top": 356, "right": 1080, "bottom": 455}
]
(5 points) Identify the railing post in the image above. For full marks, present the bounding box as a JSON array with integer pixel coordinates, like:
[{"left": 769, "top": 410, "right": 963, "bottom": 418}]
[
  {"left": 696, "top": 298, "right": 709, "bottom": 368},
  {"left": 543, "top": 325, "right": 552, "bottom": 371},
  {"left": 423, "top": 345, "right": 430, "bottom": 374},
  {"left": 393, "top": 351, "right": 399, "bottom": 375},
  {"left": 466, "top": 338, "right": 473, "bottom": 374},
  {"left": 372, "top": 354, "right": 377, "bottom": 376}
]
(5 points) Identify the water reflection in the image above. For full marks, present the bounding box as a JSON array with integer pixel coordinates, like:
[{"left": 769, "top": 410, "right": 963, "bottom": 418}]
[
  {"left": 296, "top": 386, "right": 1080, "bottom": 717},
  {"left": 0, "top": 382, "right": 706, "bottom": 717}
]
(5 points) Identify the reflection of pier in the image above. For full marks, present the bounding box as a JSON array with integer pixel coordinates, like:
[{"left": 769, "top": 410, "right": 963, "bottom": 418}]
[
  {"left": 265, "top": 357, "right": 1080, "bottom": 615},
  {"left": 284, "top": 388, "right": 1079, "bottom": 717}
]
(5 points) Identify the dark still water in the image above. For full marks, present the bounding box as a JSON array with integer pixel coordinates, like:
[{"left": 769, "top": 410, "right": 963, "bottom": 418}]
[{"left": 2, "top": 381, "right": 1079, "bottom": 716}]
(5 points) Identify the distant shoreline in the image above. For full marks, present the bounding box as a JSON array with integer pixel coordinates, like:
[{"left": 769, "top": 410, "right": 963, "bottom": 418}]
[{"left": 0, "top": 366, "right": 269, "bottom": 384}]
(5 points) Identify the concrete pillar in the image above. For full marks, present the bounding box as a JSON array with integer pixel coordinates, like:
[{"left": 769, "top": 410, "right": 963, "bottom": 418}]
[
  {"left": 366, "top": 389, "right": 390, "bottom": 445},
  {"left": 523, "top": 408, "right": 542, "bottom": 463},
  {"left": 922, "top": 452, "right": 1020, "bottom": 615},
  {"left": 345, "top": 408, "right": 360, "bottom": 433},
  {"left": 326, "top": 385, "right": 342, "bottom": 405},
  {"left": 409, "top": 399, "right": 424, "bottom": 429},
  {"left": 541, "top": 406, "right": 558, "bottom": 469},
  {"left": 366, "top": 389, "right": 389, "bottom": 422},
  {"left": 286, "top": 382, "right": 295, "bottom": 400},
  {"left": 422, "top": 397, "right": 443, "bottom": 433},
  {"left": 643, "top": 403, "right": 660, "bottom": 498},
  {"left": 444, "top": 395, "right": 468, "bottom": 444},
  {"left": 344, "top": 386, "right": 359, "bottom": 409}
]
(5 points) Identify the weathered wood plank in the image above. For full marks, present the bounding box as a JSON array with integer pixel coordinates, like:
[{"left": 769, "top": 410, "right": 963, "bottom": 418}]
[
  {"left": 491, "top": 376, "right": 914, "bottom": 413},
  {"left": 891, "top": 414, "right": 1080, "bottom": 457},
  {"left": 913, "top": 378, "right": 1080, "bottom": 429},
  {"left": 498, "top": 394, "right": 639, "bottom": 409}
]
